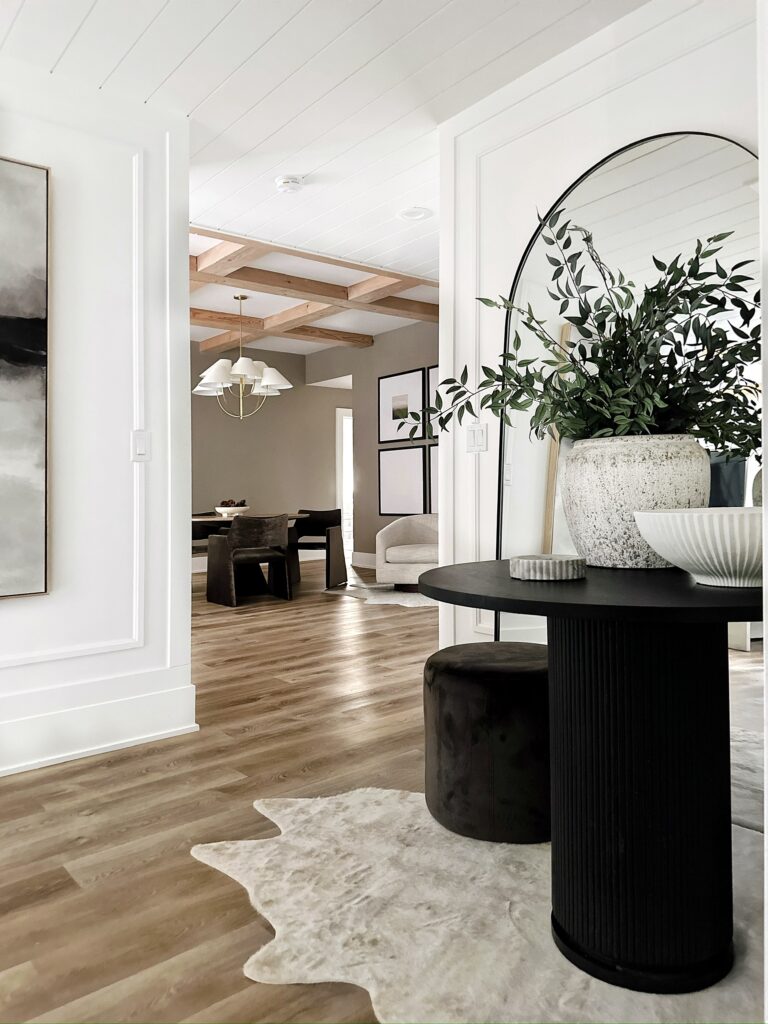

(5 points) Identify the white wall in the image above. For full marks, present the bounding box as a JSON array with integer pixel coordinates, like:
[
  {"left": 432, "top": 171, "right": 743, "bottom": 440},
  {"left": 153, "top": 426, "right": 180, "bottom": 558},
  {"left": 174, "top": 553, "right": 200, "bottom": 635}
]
[
  {"left": 438, "top": 0, "right": 760, "bottom": 646},
  {"left": 0, "top": 60, "right": 194, "bottom": 774}
]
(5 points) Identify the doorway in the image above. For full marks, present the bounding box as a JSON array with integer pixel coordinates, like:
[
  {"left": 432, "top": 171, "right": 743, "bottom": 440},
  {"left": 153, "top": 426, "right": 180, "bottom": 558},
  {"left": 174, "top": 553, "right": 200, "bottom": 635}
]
[{"left": 336, "top": 407, "right": 354, "bottom": 552}]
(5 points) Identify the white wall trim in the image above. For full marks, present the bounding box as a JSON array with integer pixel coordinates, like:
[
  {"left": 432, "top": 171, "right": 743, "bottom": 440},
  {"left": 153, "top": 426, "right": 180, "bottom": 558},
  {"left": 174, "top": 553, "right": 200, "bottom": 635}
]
[
  {"left": 0, "top": 143, "right": 148, "bottom": 670},
  {"left": 0, "top": 678, "right": 197, "bottom": 777},
  {"left": 0, "top": 724, "right": 199, "bottom": 778},
  {"left": 0, "top": 61, "right": 193, "bottom": 775},
  {"left": 352, "top": 551, "right": 376, "bottom": 569}
]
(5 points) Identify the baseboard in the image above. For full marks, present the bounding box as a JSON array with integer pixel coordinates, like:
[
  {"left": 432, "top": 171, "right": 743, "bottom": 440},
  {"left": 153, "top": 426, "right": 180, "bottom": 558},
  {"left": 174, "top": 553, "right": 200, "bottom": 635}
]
[
  {"left": 0, "top": 723, "right": 199, "bottom": 778},
  {"left": 352, "top": 551, "right": 376, "bottom": 569},
  {"left": 0, "top": 672, "right": 197, "bottom": 777}
]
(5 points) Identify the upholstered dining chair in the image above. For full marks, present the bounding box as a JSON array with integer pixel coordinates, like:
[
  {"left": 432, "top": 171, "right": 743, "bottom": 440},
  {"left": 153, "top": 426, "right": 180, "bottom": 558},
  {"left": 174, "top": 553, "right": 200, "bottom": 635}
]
[
  {"left": 289, "top": 508, "right": 348, "bottom": 589},
  {"left": 206, "top": 514, "right": 292, "bottom": 606}
]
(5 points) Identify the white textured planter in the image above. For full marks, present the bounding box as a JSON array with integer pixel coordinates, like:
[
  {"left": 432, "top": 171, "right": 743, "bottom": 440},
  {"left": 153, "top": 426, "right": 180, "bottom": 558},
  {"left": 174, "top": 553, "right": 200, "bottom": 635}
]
[
  {"left": 634, "top": 508, "right": 762, "bottom": 587},
  {"left": 560, "top": 435, "right": 710, "bottom": 568}
]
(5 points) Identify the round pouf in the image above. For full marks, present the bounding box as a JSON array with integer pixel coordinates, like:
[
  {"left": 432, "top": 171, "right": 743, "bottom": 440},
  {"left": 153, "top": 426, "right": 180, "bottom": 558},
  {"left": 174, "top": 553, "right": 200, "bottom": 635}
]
[{"left": 423, "top": 642, "right": 549, "bottom": 843}]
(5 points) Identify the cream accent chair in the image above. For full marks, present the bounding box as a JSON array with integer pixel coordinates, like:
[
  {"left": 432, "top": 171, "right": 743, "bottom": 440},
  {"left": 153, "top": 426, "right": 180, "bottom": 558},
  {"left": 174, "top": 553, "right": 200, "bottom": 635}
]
[{"left": 376, "top": 513, "right": 438, "bottom": 587}]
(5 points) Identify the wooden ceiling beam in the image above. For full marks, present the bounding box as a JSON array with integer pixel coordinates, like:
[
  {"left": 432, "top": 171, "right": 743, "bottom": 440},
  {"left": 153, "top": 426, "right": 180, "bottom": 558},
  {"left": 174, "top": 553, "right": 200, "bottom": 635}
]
[
  {"left": 198, "top": 302, "right": 343, "bottom": 353},
  {"left": 277, "top": 325, "right": 372, "bottom": 347},
  {"left": 263, "top": 301, "right": 340, "bottom": 331},
  {"left": 346, "top": 274, "right": 416, "bottom": 302},
  {"left": 196, "top": 239, "right": 271, "bottom": 275},
  {"left": 190, "top": 266, "right": 438, "bottom": 322},
  {"left": 190, "top": 225, "right": 438, "bottom": 288},
  {"left": 190, "top": 307, "right": 265, "bottom": 332}
]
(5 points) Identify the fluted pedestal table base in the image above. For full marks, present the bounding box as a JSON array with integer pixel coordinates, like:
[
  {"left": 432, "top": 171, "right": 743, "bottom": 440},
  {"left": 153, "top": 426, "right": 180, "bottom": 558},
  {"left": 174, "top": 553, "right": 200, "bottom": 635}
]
[{"left": 547, "top": 616, "right": 732, "bottom": 993}]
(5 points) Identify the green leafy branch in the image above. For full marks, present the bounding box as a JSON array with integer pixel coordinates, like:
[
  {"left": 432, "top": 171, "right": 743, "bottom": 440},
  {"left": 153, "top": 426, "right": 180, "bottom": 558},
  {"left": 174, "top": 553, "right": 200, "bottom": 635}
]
[{"left": 398, "top": 210, "right": 761, "bottom": 460}]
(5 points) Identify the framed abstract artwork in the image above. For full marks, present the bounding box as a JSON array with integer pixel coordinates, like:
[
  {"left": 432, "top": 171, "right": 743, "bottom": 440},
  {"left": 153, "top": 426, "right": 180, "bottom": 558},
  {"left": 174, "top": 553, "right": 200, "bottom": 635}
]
[
  {"left": 0, "top": 156, "right": 49, "bottom": 597},
  {"left": 378, "top": 446, "right": 426, "bottom": 516},
  {"left": 378, "top": 368, "right": 425, "bottom": 443}
]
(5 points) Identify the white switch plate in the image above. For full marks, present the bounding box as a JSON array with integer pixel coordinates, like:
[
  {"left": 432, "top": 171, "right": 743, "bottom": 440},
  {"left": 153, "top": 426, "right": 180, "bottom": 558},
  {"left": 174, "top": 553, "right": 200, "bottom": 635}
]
[
  {"left": 131, "top": 429, "right": 151, "bottom": 462},
  {"left": 504, "top": 463, "right": 513, "bottom": 485},
  {"left": 466, "top": 423, "right": 488, "bottom": 453}
]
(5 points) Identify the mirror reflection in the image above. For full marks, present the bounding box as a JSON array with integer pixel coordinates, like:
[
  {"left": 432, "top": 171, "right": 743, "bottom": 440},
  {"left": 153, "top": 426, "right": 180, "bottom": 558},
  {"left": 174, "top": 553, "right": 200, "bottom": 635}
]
[{"left": 497, "top": 133, "right": 760, "bottom": 639}]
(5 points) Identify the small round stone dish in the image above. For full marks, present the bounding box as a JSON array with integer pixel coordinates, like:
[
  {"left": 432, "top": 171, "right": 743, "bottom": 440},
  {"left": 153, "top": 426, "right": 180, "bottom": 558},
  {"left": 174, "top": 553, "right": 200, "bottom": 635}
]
[
  {"left": 633, "top": 507, "right": 762, "bottom": 587},
  {"left": 509, "top": 554, "right": 587, "bottom": 581}
]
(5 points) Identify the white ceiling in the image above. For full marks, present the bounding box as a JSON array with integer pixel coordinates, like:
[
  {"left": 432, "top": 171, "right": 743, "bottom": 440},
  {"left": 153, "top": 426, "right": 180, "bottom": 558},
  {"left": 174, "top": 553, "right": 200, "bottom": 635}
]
[{"left": 3, "top": 0, "right": 650, "bottom": 280}]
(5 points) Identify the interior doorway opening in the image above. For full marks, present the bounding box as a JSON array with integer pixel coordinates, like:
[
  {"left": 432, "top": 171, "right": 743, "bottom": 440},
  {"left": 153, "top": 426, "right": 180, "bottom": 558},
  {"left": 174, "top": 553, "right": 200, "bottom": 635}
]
[{"left": 336, "top": 407, "right": 354, "bottom": 552}]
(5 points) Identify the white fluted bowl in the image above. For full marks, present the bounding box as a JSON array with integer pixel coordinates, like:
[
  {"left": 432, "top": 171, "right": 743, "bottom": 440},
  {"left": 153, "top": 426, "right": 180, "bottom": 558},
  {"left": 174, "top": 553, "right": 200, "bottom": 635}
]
[{"left": 634, "top": 508, "right": 762, "bottom": 587}]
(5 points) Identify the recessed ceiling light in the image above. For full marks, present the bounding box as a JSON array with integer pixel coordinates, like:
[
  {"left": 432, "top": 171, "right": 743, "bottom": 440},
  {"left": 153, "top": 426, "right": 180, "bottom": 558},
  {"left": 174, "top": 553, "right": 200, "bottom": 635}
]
[
  {"left": 397, "top": 206, "right": 432, "bottom": 222},
  {"left": 275, "top": 175, "right": 303, "bottom": 193}
]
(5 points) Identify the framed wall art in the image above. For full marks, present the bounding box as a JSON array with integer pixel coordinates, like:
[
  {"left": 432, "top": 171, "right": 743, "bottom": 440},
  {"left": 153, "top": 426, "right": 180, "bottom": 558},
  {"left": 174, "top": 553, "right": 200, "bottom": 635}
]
[
  {"left": 378, "top": 368, "right": 425, "bottom": 443},
  {"left": 378, "top": 445, "right": 426, "bottom": 516},
  {"left": 0, "top": 156, "right": 49, "bottom": 598}
]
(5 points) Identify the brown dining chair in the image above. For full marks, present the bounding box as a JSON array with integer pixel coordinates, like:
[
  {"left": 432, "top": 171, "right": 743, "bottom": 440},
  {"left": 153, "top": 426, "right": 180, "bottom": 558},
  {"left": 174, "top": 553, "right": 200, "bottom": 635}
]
[
  {"left": 206, "top": 515, "right": 292, "bottom": 606},
  {"left": 288, "top": 508, "right": 348, "bottom": 589}
]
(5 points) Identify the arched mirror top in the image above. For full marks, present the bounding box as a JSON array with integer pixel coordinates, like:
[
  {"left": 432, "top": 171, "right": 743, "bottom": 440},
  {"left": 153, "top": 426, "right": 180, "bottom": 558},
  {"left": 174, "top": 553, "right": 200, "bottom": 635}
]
[{"left": 495, "top": 132, "right": 760, "bottom": 605}]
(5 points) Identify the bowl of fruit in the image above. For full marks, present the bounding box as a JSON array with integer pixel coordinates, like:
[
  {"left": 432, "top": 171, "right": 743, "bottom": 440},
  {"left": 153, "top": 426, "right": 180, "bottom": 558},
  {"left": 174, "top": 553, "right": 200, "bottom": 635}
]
[{"left": 215, "top": 499, "right": 250, "bottom": 517}]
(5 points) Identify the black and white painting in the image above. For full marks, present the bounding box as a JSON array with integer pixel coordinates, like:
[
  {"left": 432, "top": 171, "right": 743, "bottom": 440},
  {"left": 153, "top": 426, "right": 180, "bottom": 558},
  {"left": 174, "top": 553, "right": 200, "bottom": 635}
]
[
  {"left": 378, "top": 369, "right": 425, "bottom": 442},
  {"left": 0, "top": 157, "right": 48, "bottom": 597}
]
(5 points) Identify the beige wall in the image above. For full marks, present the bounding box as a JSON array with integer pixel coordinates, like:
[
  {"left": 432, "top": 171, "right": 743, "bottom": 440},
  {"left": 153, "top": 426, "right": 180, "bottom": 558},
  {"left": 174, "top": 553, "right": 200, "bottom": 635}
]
[
  {"left": 306, "top": 321, "right": 438, "bottom": 555},
  {"left": 191, "top": 346, "right": 350, "bottom": 515}
]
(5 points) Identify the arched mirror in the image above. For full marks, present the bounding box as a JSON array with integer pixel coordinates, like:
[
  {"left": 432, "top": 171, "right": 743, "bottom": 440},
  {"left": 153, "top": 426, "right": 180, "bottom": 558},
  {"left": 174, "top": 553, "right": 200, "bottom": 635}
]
[{"left": 496, "top": 133, "right": 760, "bottom": 642}]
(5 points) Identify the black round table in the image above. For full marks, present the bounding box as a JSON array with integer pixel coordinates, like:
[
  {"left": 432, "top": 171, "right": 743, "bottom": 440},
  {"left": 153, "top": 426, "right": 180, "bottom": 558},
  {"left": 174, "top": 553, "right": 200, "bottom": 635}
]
[{"left": 419, "top": 561, "right": 762, "bottom": 994}]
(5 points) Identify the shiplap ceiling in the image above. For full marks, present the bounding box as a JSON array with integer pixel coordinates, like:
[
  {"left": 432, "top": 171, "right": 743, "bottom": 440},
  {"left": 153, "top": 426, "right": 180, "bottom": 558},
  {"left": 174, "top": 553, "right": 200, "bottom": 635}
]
[{"left": 3, "top": 0, "right": 650, "bottom": 283}]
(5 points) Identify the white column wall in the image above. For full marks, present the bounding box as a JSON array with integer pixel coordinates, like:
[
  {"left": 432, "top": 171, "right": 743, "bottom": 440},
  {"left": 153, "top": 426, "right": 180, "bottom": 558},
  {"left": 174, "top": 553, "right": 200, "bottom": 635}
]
[
  {"left": 0, "top": 60, "right": 195, "bottom": 774},
  {"left": 438, "top": 0, "right": 759, "bottom": 646}
]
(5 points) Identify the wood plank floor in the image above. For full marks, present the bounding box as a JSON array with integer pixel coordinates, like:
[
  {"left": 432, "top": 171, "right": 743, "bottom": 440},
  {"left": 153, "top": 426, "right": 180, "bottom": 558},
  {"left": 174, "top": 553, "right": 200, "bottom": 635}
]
[
  {"left": 0, "top": 564, "right": 437, "bottom": 1023},
  {"left": 0, "top": 566, "right": 761, "bottom": 1023}
]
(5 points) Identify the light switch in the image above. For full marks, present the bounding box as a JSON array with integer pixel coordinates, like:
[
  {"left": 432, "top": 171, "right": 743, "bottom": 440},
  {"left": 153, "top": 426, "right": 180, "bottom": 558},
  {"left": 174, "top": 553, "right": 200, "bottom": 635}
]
[
  {"left": 131, "top": 429, "right": 151, "bottom": 462},
  {"left": 466, "top": 423, "right": 488, "bottom": 453},
  {"left": 504, "top": 463, "right": 513, "bottom": 485}
]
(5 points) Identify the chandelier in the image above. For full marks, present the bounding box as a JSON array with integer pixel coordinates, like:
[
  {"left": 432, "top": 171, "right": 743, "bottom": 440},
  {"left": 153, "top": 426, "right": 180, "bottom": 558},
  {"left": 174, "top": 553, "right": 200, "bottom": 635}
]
[{"left": 192, "top": 294, "right": 292, "bottom": 419}]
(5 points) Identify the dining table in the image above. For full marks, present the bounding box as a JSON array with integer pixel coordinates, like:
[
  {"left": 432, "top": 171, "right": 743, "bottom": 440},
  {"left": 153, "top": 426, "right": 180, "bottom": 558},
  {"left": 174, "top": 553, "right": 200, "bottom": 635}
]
[{"left": 419, "top": 560, "right": 762, "bottom": 994}]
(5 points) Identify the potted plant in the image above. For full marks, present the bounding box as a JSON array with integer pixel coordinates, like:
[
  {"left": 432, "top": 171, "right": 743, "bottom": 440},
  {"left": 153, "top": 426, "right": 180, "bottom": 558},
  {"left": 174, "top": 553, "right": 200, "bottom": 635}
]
[{"left": 403, "top": 211, "right": 761, "bottom": 568}]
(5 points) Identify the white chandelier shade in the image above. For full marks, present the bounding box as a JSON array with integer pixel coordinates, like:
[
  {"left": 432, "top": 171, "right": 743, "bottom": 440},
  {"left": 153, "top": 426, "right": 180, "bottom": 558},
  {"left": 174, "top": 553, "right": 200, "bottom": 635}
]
[
  {"left": 260, "top": 365, "right": 292, "bottom": 389},
  {"left": 200, "top": 359, "right": 235, "bottom": 384},
  {"left": 231, "top": 357, "right": 265, "bottom": 380},
  {"left": 193, "top": 296, "right": 292, "bottom": 420}
]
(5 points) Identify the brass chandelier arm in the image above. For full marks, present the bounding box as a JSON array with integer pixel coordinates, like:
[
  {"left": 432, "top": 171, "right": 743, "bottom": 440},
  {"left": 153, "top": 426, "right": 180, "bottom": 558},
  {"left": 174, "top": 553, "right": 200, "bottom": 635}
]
[{"left": 215, "top": 391, "right": 268, "bottom": 419}]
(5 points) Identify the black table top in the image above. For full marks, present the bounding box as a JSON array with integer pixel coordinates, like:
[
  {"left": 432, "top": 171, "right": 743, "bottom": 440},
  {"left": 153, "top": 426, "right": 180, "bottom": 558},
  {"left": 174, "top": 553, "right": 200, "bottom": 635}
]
[{"left": 418, "top": 560, "right": 762, "bottom": 623}]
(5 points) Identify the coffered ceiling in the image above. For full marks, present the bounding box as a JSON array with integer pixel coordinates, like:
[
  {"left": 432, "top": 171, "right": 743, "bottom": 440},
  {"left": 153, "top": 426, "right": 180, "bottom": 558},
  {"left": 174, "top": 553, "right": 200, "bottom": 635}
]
[{"left": 2, "top": 0, "right": 649, "bottom": 284}]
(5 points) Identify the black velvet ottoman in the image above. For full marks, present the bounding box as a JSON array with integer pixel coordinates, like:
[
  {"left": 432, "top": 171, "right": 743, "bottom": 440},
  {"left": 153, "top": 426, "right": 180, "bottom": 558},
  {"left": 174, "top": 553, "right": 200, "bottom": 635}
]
[{"left": 423, "top": 641, "right": 550, "bottom": 843}]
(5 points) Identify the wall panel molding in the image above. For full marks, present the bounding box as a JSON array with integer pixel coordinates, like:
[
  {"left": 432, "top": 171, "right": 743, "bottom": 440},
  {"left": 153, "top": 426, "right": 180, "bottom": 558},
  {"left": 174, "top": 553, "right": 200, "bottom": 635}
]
[{"left": 439, "top": 0, "right": 757, "bottom": 647}]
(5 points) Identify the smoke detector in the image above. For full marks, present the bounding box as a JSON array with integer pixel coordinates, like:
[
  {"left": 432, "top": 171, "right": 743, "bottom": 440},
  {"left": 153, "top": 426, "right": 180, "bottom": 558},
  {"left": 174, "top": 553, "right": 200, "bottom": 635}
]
[
  {"left": 397, "top": 206, "right": 432, "bottom": 222},
  {"left": 275, "top": 175, "right": 303, "bottom": 194}
]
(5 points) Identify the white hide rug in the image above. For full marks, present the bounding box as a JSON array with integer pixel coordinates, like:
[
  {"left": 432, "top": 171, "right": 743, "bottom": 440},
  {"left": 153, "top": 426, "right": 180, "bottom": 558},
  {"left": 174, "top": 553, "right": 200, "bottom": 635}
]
[
  {"left": 326, "top": 581, "right": 436, "bottom": 607},
  {"left": 192, "top": 784, "right": 763, "bottom": 1023}
]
